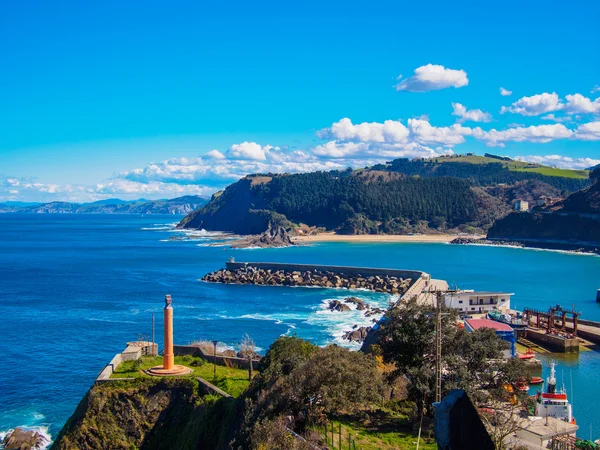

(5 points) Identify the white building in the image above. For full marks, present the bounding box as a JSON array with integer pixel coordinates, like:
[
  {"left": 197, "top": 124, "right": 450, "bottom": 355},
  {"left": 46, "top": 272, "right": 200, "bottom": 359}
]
[
  {"left": 442, "top": 290, "right": 513, "bottom": 314},
  {"left": 515, "top": 200, "right": 529, "bottom": 211}
]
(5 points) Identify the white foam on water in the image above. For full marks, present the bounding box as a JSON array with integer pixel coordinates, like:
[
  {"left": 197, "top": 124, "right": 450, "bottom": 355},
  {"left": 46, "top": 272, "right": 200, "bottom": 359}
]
[
  {"left": 140, "top": 226, "right": 172, "bottom": 230},
  {"left": 87, "top": 318, "right": 137, "bottom": 324}
]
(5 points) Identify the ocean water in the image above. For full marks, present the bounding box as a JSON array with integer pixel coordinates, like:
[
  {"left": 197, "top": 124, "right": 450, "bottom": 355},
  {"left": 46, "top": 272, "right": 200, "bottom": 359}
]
[{"left": 0, "top": 214, "right": 599, "bottom": 443}]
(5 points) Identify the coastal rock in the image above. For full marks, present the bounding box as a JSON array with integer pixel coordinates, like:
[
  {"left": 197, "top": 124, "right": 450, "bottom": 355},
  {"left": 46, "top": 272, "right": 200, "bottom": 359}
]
[
  {"left": 1, "top": 428, "right": 49, "bottom": 450},
  {"left": 329, "top": 300, "right": 351, "bottom": 312},
  {"left": 344, "top": 297, "right": 367, "bottom": 311},
  {"left": 231, "top": 225, "right": 294, "bottom": 249},
  {"left": 342, "top": 326, "right": 372, "bottom": 343}
]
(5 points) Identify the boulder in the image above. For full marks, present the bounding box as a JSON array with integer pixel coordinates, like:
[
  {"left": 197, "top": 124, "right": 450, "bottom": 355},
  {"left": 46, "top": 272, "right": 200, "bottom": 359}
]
[
  {"left": 1, "top": 428, "right": 49, "bottom": 450},
  {"left": 344, "top": 297, "right": 367, "bottom": 311},
  {"left": 328, "top": 300, "right": 351, "bottom": 312},
  {"left": 342, "top": 326, "right": 372, "bottom": 343}
]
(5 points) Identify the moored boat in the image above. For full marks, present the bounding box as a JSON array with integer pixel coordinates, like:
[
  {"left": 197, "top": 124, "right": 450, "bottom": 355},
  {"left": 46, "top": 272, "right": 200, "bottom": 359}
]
[
  {"left": 518, "top": 349, "right": 536, "bottom": 360},
  {"left": 530, "top": 376, "right": 544, "bottom": 385},
  {"left": 534, "top": 362, "right": 574, "bottom": 423}
]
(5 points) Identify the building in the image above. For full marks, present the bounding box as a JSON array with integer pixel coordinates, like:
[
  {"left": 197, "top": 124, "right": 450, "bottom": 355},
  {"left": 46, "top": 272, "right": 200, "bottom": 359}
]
[
  {"left": 508, "top": 416, "right": 578, "bottom": 450},
  {"left": 465, "top": 318, "right": 516, "bottom": 357},
  {"left": 443, "top": 290, "right": 513, "bottom": 314},
  {"left": 514, "top": 200, "right": 529, "bottom": 211}
]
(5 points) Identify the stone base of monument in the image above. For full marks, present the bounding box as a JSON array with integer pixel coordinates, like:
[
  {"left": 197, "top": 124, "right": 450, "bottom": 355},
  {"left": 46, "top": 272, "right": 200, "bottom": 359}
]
[{"left": 146, "top": 364, "right": 193, "bottom": 376}]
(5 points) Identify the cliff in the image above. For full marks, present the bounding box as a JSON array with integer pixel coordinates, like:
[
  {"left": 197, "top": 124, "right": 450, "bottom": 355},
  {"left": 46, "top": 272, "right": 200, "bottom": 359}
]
[{"left": 51, "top": 379, "right": 241, "bottom": 450}]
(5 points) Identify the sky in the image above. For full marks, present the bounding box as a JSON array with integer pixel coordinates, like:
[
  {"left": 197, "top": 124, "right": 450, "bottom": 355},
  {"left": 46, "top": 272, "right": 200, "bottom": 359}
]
[{"left": 1, "top": 0, "right": 599, "bottom": 202}]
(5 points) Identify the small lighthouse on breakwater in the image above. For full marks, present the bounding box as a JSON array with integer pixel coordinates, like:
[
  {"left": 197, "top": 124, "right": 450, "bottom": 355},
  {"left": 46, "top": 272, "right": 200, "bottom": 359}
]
[{"left": 147, "top": 295, "right": 192, "bottom": 376}]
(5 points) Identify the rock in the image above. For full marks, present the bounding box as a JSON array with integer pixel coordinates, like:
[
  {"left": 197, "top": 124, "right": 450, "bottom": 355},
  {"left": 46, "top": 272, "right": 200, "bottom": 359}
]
[
  {"left": 344, "top": 297, "right": 367, "bottom": 311},
  {"left": 329, "top": 300, "right": 351, "bottom": 312},
  {"left": 231, "top": 225, "right": 294, "bottom": 248},
  {"left": 221, "top": 349, "right": 237, "bottom": 357},
  {"left": 342, "top": 326, "right": 372, "bottom": 343},
  {"left": 1, "top": 428, "right": 49, "bottom": 450}
]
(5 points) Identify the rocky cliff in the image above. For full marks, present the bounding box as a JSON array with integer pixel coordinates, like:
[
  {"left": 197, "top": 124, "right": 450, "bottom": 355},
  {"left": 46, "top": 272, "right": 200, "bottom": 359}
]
[{"left": 51, "top": 379, "right": 241, "bottom": 450}]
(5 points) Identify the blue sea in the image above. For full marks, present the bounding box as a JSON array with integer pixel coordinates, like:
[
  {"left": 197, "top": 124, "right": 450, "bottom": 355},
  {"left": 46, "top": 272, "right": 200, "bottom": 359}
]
[{"left": 1, "top": 214, "right": 599, "bottom": 444}]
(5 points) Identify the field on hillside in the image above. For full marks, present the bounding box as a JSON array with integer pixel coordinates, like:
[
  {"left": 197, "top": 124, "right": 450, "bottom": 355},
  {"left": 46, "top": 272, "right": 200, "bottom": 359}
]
[{"left": 431, "top": 155, "right": 589, "bottom": 179}]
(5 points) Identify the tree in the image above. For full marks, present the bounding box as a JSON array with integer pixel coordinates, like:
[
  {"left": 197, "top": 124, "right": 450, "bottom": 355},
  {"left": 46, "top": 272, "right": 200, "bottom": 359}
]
[
  {"left": 240, "top": 334, "right": 257, "bottom": 381},
  {"left": 257, "top": 335, "right": 318, "bottom": 389}
]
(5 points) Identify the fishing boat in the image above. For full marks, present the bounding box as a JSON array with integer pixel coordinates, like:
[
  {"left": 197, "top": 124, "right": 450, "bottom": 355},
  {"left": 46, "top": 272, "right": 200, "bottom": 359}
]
[
  {"left": 534, "top": 362, "right": 575, "bottom": 423},
  {"left": 530, "top": 377, "right": 544, "bottom": 385},
  {"left": 487, "top": 310, "right": 528, "bottom": 331},
  {"left": 514, "top": 381, "right": 529, "bottom": 392}
]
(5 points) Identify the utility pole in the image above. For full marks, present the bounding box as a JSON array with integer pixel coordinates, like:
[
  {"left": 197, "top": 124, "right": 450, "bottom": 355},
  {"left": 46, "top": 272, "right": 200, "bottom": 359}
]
[
  {"left": 151, "top": 313, "right": 155, "bottom": 356},
  {"left": 435, "top": 290, "right": 443, "bottom": 404},
  {"left": 212, "top": 340, "right": 218, "bottom": 380}
]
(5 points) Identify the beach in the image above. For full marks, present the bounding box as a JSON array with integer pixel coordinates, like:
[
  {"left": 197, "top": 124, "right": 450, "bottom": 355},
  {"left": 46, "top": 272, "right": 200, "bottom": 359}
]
[{"left": 293, "top": 232, "right": 484, "bottom": 244}]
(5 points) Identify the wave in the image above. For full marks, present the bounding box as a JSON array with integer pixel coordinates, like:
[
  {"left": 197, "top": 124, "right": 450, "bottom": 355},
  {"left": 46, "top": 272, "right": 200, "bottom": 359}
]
[
  {"left": 87, "top": 318, "right": 137, "bottom": 324},
  {"left": 0, "top": 426, "right": 52, "bottom": 449},
  {"left": 140, "top": 226, "right": 172, "bottom": 230}
]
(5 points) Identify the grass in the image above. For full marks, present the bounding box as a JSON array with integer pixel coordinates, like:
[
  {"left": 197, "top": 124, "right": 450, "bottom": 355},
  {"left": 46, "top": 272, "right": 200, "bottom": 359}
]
[
  {"left": 431, "top": 155, "right": 590, "bottom": 179},
  {"left": 111, "top": 355, "right": 251, "bottom": 397},
  {"left": 312, "top": 405, "right": 436, "bottom": 450}
]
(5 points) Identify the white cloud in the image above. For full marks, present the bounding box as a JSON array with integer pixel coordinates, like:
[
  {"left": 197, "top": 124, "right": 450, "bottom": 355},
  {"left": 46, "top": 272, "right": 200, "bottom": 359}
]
[
  {"left": 452, "top": 103, "right": 492, "bottom": 123},
  {"left": 563, "top": 94, "right": 600, "bottom": 114},
  {"left": 541, "top": 113, "right": 569, "bottom": 123},
  {"left": 408, "top": 119, "right": 477, "bottom": 146},
  {"left": 515, "top": 155, "right": 600, "bottom": 170},
  {"left": 394, "top": 64, "right": 468, "bottom": 92},
  {"left": 227, "top": 141, "right": 277, "bottom": 160},
  {"left": 205, "top": 149, "right": 225, "bottom": 159},
  {"left": 573, "top": 121, "right": 600, "bottom": 141},
  {"left": 475, "top": 124, "right": 573, "bottom": 147},
  {"left": 318, "top": 118, "right": 410, "bottom": 143},
  {"left": 592, "top": 85, "right": 600, "bottom": 94},
  {"left": 500, "top": 92, "right": 563, "bottom": 116},
  {"left": 500, "top": 87, "right": 512, "bottom": 96}
]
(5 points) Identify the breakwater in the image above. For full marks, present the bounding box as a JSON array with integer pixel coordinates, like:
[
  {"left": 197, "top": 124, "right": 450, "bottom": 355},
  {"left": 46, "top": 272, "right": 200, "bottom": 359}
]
[{"left": 202, "top": 261, "right": 428, "bottom": 295}]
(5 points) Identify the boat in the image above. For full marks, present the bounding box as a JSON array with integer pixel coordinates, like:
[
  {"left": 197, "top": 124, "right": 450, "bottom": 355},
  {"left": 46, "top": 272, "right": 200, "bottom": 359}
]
[
  {"left": 518, "top": 349, "right": 536, "bottom": 360},
  {"left": 487, "top": 310, "right": 528, "bottom": 331},
  {"left": 530, "top": 377, "right": 544, "bottom": 385},
  {"left": 534, "top": 361, "right": 574, "bottom": 423},
  {"left": 514, "top": 382, "right": 529, "bottom": 392}
]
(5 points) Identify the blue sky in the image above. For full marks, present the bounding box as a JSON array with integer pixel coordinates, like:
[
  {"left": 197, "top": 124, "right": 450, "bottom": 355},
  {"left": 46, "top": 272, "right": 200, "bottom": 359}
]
[{"left": 1, "top": 0, "right": 599, "bottom": 201}]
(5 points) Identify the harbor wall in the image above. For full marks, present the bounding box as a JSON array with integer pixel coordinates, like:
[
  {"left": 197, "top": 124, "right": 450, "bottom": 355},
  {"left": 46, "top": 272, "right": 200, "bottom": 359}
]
[
  {"left": 526, "top": 329, "right": 579, "bottom": 352},
  {"left": 224, "top": 261, "right": 428, "bottom": 297}
]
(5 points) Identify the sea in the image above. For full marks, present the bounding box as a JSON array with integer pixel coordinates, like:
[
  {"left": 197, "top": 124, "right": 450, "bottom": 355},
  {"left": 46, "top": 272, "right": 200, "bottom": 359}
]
[{"left": 1, "top": 214, "right": 599, "bottom": 445}]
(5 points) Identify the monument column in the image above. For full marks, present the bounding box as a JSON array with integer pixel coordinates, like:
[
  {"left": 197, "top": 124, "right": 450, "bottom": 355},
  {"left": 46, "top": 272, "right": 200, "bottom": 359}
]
[
  {"left": 147, "top": 294, "right": 191, "bottom": 376},
  {"left": 163, "top": 294, "right": 174, "bottom": 370}
]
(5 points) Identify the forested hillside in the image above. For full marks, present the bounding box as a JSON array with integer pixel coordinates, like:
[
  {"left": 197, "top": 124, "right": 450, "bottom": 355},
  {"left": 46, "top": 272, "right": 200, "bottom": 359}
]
[{"left": 179, "top": 155, "right": 592, "bottom": 236}]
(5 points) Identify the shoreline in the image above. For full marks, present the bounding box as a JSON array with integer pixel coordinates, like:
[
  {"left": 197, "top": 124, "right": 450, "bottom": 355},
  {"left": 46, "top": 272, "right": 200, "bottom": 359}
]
[{"left": 292, "top": 233, "right": 484, "bottom": 244}]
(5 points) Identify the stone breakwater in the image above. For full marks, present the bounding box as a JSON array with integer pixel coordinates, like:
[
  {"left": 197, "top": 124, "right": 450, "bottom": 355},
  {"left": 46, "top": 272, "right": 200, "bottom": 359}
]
[{"left": 202, "top": 266, "right": 413, "bottom": 295}]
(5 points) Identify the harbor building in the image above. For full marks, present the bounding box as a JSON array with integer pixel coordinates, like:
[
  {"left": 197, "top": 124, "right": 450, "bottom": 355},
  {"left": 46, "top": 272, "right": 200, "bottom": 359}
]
[
  {"left": 443, "top": 290, "right": 513, "bottom": 314},
  {"left": 465, "top": 318, "right": 516, "bottom": 358}
]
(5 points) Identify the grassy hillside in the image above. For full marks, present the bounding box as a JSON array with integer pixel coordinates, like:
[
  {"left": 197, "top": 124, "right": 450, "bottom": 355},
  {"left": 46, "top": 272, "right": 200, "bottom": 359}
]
[{"left": 429, "top": 154, "right": 590, "bottom": 179}]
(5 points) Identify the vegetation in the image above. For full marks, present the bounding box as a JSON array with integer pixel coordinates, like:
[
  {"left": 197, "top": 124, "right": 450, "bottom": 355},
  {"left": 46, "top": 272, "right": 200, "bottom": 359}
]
[
  {"left": 180, "top": 153, "right": 591, "bottom": 237},
  {"left": 377, "top": 157, "right": 590, "bottom": 188},
  {"left": 111, "top": 355, "right": 250, "bottom": 397}
]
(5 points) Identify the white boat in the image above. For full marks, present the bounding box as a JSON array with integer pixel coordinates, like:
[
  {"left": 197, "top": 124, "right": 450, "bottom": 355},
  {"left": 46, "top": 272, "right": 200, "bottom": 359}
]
[{"left": 534, "top": 361, "right": 575, "bottom": 424}]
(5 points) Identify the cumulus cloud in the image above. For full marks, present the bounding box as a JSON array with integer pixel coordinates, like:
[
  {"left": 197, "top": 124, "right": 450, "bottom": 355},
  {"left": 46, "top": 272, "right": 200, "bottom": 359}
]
[
  {"left": 394, "top": 64, "right": 468, "bottom": 92},
  {"left": 541, "top": 113, "right": 569, "bottom": 123},
  {"left": 515, "top": 155, "right": 600, "bottom": 170},
  {"left": 563, "top": 94, "right": 600, "bottom": 114},
  {"left": 500, "top": 87, "right": 512, "bottom": 96},
  {"left": 500, "top": 92, "right": 563, "bottom": 116},
  {"left": 573, "top": 121, "right": 600, "bottom": 141},
  {"left": 475, "top": 124, "right": 573, "bottom": 147},
  {"left": 452, "top": 103, "right": 492, "bottom": 123},
  {"left": 317, "top": 118, "right": 410, "bottom": 143},
  {"left": 226, "top": 142, "right": 279, "bottom": 160},
  {"left": 205, "top": 149, "right": 225, "bottom": 159}
]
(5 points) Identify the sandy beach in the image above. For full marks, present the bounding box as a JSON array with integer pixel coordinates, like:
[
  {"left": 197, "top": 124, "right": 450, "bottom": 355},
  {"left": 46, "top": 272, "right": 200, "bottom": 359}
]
[{"left": 292, "top": 233, "right": 484, "bottom": 244}]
